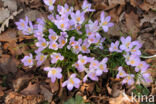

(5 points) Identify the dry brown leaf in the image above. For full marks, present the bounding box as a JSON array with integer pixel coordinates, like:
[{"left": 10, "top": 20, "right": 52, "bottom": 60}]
[
  {"left": 0, "top": 55, "right": 18, "bottom": 75},
  {"left": 40, "top": 85, "right": 53, "bottom": 102},
  {"left": 108, "top": 0, "right": 125, "bottom": 6},
  {"left": 50, "top": 80, "right": 59, "bottom": 93},
  {"left": 140, "top": 11, "right": 156, "bottom": 26},
  {"left": 0, "top": 8, "right": 10, "bottom": 24},
  {"left": 5, "top": 92, "right": 44, "bottom": 104},
  {"left": 13, "top": 74, "right": 33, "bottom": 92},
  {"left": 2, "top": 0, "right": 17, "bottom": 11},
  {"left": 125, "top": 11, "right": 140, "bottom": 39},
  {"left": 80, "top": 83, "right": 95, "bottom": 93},
  {"left": 0, "top": 9, "right": 23, "bottom": 34},
  {"left": 21, "top": 82, "right": 40, "bottom": 95},
  {"left": 0, "top": 29, "right": 17, "bottom": 42},
  {"left": 0, "top": 86, "right": 4, "bottom": 97}
]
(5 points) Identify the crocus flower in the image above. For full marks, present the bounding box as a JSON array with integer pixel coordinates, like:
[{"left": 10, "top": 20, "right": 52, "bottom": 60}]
[
  {"left": 87, "top": 69, "right": 99, "bottom": 81},
  {"left": 116, "top": 66, "right": 127, "bottom": 79},
  {"left": 21, "top": 54, "right": 33, "bottom": 68},
  {"left": 35, "top": 53, "right": 47, "bottom": 66},
  {"left": 81, "top": 39, "right": 90, "bottom": 53},
  {"left": 36, "top": 38, "right": 49, "bottom": 52},
  {"left": 43, "top": 0, "right": 56, "bottom": 11},
  {"left": 122, "top": 74, "right": 135, "bottom": 85},
  {"left": 73, "top": 62, "right": 86, "bottom": 72},
  {"left": 77, "top": 54, "right": 89, "bottom": 65},
  {"left": 44, "top": 67, "right": 62, "bottom": 83},
  {"left": 129, "top": 41, "right": 142, "bottom": 56},
  {"left": 62, "top": 74, "right": 81, "bottom": 91},
  {"left": 15, "top": 16, "right": 28, "bottom": 31},
  {"left": 100, "top": 11, "right": 114, "bottom": 32},
  {"left": 48, "top": 29, "right": 58, "bottom": 42},
  {"left": 140, "top": 70, "right": 153, "bottom": 83},
  {"left": 23, "top": 21, "right": 34, "bottom": 35},
  {"left": 120, "top": 36, "right": 132, "bottom": 52},
  {"left": 50, "top": 53, "right": 64, "bottom": 64},
  {"left": 135, "top": 61, "right": 149, "bottom": 72},
  {"left": 72, "top": 39, "right": 82, "bottom": 54},
  {"left": 71, "top": 10, "right": 85, "bottom": 25},
  {"left": 127, "top": 55, "right": 140, "bottom": 67},
  {"left": 96, "top": 58, "right": 108, "bottom": 76},
  {"left": 89, "top": 59, "right": 99, "bottom": 70},
  {"left": 57, "top": 4, "right": 72, "bottom": 15},
  {"left": 48, "top": 14, "right": 55, "bottom": 22},
  {"left": 49, "top": 42, "right": 59, "bottom": 50},
  {"left": 86, "top": 20, "right": 99, "bottom": 33},
  {"left": 34, "top": 24, "right": 44, "bottom": 40},
  {"left": 58, "top": 36, "right": 67, "bottom": 48},
  {"left": 109, "top": 41, "right": 121, "bottom": 52},
  {"left": 82, "top": 0, "right": 95, "bottom": 12}
]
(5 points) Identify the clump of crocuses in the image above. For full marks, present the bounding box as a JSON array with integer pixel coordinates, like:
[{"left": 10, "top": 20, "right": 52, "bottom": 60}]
[{"left": 16, "top": 0, "right": 152, "bottom": 91}]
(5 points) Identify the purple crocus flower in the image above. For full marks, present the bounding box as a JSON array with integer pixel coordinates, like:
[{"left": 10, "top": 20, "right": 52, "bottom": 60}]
[
  {"left": 57, "top": 4, "right": 72, "bottom": 15},
  {"left": 15, "top": 16, "right": 28, "bottom": 31},
  {"left": 21, "top": 54, "right": 33, "bottom": 68},
  {"left": 48, "top": 14, "right": 55, "bottom": 22},
  {"left": 89, "top": 59, "right": 99, "bottom": 70},
  {"left": 58, "top": 36, "right": 67, "bottom": 49},
  {"left": 71, "top": 10, "right": 85, "bottom": 25},
  {"left": 73, "top": 62, "right": 86, "bottom": 72},
  {"left": 44, "top": 67, "right": 62, "bottom": 83},
  {"left": 34, "top": 24, "right": 44, "bottom": 40},
  {"left": 100, "top": 11, "right": 114, "bottom": 32},
  {"left": 43, "top": 0, "right": 56, "bottom": 11},
  {"left": 120, "top": 36, "right": 132, "bottom": 52},
  {"left": 135, "top": 61, "right": 149, "bottom": 72},
  {"left": 86, "top": 20, "right": 99, "bottom": 33},
  {"left": 109, "top": 41, "right": 121, "bottom": 52},
  {"left": 77, "top": 54, "right": 89, "bottom": 65},
  {"left": 129, "top": 41, "right": 142, "bottom": 56},
  {"left": 87, "top": 35, "right": 99, "bottom": 44},
  {"left": 122, "top": 74, "right": 135, "bottom": 85},
  {"left": 116, "top": 66, "right": 127, "bottom": 79},
  {"left": 67, "top": 36, "right": 76, "bottom": 49},
  {"left": 140, "top": 70, "right": 153, "bottom": 83},
  {"left": 48, "top": 29, "right": 58, "bottom": 42},
  {"left": 96, "top": 58, "right": 108, "bottom": 76},
  {"left": 49, "top": 42, "right": 59, "bottom": 50},
  {"left": 127, "top": 54, "right": 140, "bottom": 67},
  {"left": 81, "top": 39, "right": 90, "bottom": 53},
  {"left": 23, "top": 21, "right": 34, "bottom": 35},
  {"left": 36, "top": 38, "right": 49, "bottom": 52},
  {"left": 87, "top": 69, "right": 99, "bottom": 81},
  {"left": 50, "top": 53, "right": 64, "bottom": 64},
  {"left": 35, "top": 53, "right": 47, "bottom": 66},
  {"left": 62, "top": 74, "right": 81, "bottom": 91},
  {"left": 82, "top": 0, "right": 95, "bottom": 12},
  {"left": 72, "top": 39, "right": 82, "bottom": 54}
]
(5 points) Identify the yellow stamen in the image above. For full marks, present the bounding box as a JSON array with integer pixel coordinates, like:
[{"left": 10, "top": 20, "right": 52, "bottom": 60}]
[
  {"left": 102, "top": 21, "right": 108, "bottom": 26},
  {"left": 76, "top": 17, "right": 81, "bottom": 22},
  {"left": 40, "top": 55, "right": 45, "bottom": 61},
  {"left": 51, "top": 70, "right": 56, "bottom": 75},
  {"left": 28, "top": 59, "right": 32, "bottom": 63},
  {"left": 69, "top": 78, "right": 74, "bottom": 84},
  {"left": 51, "top": 36, "right": 56, "bottom": 40},
  {"left": 41, "top": 42, "right": 46, "bottom": 47},
  {"left": 130, "top": 60, "right": 135, "bottom": 64},
  {"left": 82, "top": 46, "right": 87, "bottom": 51},
  {"left": 60, "top": 24, "right": 64, "bottom": 28}
]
